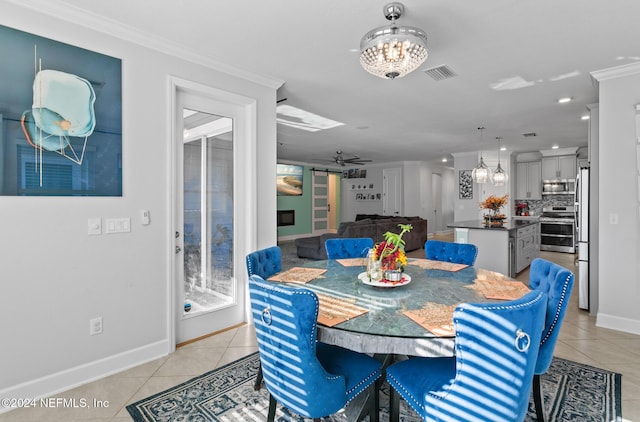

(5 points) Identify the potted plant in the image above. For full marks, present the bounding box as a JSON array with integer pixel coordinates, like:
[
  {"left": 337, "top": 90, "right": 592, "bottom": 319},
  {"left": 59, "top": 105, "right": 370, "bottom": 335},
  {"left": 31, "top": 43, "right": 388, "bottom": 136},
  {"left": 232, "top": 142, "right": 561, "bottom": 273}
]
[{"left": 372, "top": 223, "right": 412, "bottom": 281}]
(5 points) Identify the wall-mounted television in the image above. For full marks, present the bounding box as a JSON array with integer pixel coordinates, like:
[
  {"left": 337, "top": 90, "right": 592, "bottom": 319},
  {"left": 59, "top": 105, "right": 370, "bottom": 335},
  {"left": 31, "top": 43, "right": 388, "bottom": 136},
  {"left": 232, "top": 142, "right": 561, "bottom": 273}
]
[{"left": 276, "top": 164, "right": 303, "bottom": 196}]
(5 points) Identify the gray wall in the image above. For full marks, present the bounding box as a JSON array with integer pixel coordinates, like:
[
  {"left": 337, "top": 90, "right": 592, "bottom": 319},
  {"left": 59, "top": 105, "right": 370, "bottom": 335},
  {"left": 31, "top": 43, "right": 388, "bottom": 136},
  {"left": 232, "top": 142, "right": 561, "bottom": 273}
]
[
  {"left": 0, "top": 3, "right": 278, "bottom": 402},
  {"left": 592, "top": 63, "right": 640, "bottom": 334}
]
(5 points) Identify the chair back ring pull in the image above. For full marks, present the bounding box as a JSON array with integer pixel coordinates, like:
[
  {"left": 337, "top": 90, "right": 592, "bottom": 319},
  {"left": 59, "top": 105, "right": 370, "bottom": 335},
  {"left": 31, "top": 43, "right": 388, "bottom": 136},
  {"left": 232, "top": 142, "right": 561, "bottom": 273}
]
[
  {"left": 515, "top": 328, "right": 531, "bottom": 352},
  {"left": 261, "top": 307, "right": 273, "bottom": 326}
]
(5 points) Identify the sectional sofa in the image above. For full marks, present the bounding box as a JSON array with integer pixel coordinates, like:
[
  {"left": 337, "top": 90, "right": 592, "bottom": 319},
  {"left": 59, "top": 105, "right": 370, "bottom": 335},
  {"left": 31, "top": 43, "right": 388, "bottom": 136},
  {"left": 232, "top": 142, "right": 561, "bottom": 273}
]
[{"left": 294, "top": 214, "right": 428, "bottom": 260}]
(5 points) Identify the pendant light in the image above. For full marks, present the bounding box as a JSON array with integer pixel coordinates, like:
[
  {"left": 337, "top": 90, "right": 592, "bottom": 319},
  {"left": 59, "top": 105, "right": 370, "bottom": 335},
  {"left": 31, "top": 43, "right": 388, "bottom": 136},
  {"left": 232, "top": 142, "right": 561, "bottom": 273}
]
[
  {"left": 471, "top": 127, "right": 492, "bottom": 184},
  {"left": 492, "top": 136, "right": 508, "bottom": 186}
]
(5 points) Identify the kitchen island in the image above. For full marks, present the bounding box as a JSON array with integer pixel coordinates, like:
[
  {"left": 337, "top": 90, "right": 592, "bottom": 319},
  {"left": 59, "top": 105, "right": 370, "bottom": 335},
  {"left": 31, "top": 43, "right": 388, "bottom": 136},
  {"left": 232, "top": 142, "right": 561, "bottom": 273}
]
[{"left": 448, "top": 219, "right": 540, "bottom": 277}]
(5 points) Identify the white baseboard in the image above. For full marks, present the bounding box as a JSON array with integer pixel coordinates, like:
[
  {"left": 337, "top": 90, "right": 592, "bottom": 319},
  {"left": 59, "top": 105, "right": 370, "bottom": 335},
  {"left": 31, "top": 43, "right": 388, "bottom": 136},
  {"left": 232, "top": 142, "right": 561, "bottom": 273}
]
[
  {"left": 596, "top": 312, "right": 640, "bottom": 336},
  {"left": 0, "top": 340, "right": 170, "bottom": 414},
  {"left": 428, "top": 229, "right": 453, "bottom": 238},
  {"left": 277, "top": 234, "right": 307, "bottom": 242}
]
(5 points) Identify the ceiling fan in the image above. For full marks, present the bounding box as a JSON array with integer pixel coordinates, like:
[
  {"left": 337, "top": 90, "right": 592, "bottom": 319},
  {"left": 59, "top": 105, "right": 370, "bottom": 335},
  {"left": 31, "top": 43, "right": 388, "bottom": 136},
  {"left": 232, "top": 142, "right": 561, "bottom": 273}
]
[{"left": 332, "top": 150, "right": 372, "bottom": 166}]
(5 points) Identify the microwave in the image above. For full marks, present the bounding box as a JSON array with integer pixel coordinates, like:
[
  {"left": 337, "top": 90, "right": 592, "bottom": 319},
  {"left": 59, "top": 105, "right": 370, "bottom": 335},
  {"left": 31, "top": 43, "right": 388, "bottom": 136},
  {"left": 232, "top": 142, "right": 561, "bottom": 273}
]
[{"left": 542, "top": 179, "right": 575, "bottom": 195}]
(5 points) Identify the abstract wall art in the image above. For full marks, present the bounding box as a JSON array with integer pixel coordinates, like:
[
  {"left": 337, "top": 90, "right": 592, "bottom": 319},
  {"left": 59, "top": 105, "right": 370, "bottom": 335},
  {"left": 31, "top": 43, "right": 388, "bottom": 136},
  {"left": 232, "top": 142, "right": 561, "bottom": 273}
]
[
  {"left": 459, "top": 170, "right": 473, "bottom": 199},
  {"left": 0, "top": 24, "right": 122, "bottom": 196}
]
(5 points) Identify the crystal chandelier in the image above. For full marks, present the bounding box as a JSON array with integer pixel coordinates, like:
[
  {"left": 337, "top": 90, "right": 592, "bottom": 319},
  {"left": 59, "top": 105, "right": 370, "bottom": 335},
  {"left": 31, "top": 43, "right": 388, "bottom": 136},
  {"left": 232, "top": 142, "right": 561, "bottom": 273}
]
[
  {"left": 360, "top": 2, "right": 428, "bottom": 79},
  {"left": 472, "top": 127, "right": 492, "bottom": 184},
  {"left": 492, "top": 137, "right": 509, "bottom": 186}
]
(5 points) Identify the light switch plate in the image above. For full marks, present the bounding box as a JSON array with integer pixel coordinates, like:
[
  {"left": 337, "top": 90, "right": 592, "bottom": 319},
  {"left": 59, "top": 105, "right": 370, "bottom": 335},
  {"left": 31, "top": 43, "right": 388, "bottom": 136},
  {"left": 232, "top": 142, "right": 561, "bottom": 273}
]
[{"left": 105, "top": 218, "right": 131, "bottom": 234}]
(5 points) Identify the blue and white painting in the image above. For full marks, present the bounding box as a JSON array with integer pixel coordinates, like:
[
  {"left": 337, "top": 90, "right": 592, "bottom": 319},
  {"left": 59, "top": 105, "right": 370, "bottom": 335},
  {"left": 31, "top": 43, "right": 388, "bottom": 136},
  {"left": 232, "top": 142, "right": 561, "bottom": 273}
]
[{"left": 0, "top": 24, "right": 122, "bottom": 196}]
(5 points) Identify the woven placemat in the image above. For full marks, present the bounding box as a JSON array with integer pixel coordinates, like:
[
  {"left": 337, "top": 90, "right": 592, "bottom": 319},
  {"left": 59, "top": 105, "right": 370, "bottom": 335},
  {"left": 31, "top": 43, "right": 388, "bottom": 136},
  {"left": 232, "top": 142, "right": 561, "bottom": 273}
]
[
  {"left": 408, "top": 258, "right": 468, "bottom": 272},
  {"left": 403, "top": 302, "right": 458, "bottom": 336},
  {"left": 268, "top": 267, "right": 326, "bottom": 284},
  {"left": 316, "top": 294, "right": 369, "bottom": 327},
  {"left": 466, "top": 278, "right": 530, "bottom": 300},
  {"left": 336, "top": 257, "right": 367, "bottom": 267}
]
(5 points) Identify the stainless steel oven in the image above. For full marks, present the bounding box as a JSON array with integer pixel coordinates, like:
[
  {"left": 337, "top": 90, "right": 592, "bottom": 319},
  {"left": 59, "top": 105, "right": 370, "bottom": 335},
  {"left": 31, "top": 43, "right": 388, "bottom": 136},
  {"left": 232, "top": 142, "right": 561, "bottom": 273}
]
[{"left": 539, "top": 206, "right": 575, "bottom": 253}]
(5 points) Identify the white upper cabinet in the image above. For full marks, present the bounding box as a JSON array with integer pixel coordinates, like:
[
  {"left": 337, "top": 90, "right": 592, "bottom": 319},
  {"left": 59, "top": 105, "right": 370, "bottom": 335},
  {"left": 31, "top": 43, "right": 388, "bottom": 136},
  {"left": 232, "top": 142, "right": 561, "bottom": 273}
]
[
  {"left": 516, "top": 161, "right": 542, "bottom": 200},
  {"left": 541, "top": 155, "right": 576, "bottom": 180}
]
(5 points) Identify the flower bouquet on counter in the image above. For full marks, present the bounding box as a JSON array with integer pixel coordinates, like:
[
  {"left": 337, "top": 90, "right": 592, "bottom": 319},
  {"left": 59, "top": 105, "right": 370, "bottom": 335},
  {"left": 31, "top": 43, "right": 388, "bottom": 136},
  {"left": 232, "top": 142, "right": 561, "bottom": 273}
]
[{"left": 480, "top": 194, "right": 509, "bottom": 226}]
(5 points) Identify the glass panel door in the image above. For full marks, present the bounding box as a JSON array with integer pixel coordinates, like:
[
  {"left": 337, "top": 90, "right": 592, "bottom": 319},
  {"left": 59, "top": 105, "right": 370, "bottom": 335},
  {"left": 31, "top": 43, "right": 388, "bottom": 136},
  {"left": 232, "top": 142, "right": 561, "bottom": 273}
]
[
  {"left": 312, "top": 170, "right": 329, "bottom": 234},
  {"left": 176, "top": 99, "right": 238, "bottom": 344},
  {"left": 183, "top": 110, "right": 234, "bottom": 317}
]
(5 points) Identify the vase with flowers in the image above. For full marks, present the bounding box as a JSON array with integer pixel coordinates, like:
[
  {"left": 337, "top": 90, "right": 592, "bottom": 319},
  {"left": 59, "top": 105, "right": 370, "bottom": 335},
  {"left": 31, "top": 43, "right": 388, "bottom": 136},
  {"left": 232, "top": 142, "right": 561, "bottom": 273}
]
[
  {"left": 368, "top": 223, "right": 412, "bottom": 282},
  {"left": 480, "top": 194, "right": 509, "bottom": 226}
]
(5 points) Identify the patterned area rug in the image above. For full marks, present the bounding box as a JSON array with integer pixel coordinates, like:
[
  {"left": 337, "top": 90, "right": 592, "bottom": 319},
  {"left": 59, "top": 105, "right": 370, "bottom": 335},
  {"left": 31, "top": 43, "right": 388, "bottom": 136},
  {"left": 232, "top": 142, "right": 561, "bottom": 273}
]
[{"left": 127, "top": 352, "right": 622, "bottom": 421}]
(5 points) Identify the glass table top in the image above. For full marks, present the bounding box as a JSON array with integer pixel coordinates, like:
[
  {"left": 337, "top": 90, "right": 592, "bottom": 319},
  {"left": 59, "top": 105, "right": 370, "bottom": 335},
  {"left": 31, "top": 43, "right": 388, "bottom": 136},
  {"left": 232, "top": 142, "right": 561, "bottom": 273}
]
[{"left": 288, "top": 259, "right": 522, "bottom": 340}]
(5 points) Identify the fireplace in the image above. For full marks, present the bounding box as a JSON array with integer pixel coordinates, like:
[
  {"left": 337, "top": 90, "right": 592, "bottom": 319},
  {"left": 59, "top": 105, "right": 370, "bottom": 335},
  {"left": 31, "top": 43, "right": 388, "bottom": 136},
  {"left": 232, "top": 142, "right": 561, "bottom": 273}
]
[{"left": 277, "top": 210, "right": 295, "bottom": 227}]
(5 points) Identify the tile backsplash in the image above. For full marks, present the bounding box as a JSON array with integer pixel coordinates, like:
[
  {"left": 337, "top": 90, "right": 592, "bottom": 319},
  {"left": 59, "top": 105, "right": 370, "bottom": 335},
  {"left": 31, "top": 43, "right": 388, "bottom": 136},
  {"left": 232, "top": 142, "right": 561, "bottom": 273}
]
[{"left": 515, "top": 194, "right": 574, "bottom": 216}]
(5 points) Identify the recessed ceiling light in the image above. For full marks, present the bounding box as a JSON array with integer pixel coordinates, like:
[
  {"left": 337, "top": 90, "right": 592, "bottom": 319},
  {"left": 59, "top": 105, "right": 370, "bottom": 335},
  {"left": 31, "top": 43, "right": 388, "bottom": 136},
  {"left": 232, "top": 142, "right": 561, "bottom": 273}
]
[
  {"left": 442, "top": 158, "right": 448, "bottom": 163},
  {"left": 552, "top": 145, "right": 559, "bottom": 149},
  {"left": 500, "top": 146, "right": 507, "bottom": 151},
  {"left": 557, "top": 97, "right": 572, "bottom": 104},
  {"left": 581, "top": 115, "right": 590, "bottom": 120}
]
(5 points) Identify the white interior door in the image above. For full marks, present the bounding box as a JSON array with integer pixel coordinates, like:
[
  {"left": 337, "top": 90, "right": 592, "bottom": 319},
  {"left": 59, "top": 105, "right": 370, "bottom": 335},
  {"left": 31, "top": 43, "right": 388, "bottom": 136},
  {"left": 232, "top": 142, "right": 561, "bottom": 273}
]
[
  {"left": 312, "top": 170, "right": 329, "bottom": 234},
  {"left": 174, "top": 88, "right": 244, "bottom": 345},
  {"left": 432, "top": 173, "right": 443, "bottom": 233},
  {"left": 383, "top": 167, "right": 402, "bottom": 216}
]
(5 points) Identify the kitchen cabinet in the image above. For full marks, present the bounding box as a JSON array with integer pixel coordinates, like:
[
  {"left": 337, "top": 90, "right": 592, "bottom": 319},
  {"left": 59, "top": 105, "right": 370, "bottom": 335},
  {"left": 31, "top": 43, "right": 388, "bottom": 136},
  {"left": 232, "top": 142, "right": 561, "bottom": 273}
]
[
  {"left": 514, "top": 223, "right": 540, "bottom": 274},
  {"left": 542, "top": 155, "right": 576, "bottom": 180},
  {"left": 515, "top": 161, "right": 542, "bottom": 200},
  {"left": 450, "top": 220, "right": 539, "bottom": 277}
]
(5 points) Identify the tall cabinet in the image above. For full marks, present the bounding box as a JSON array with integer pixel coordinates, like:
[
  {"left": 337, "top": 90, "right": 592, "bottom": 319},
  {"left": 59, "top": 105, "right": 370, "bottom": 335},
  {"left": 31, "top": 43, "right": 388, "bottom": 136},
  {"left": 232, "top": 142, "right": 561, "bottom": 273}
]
[{"left": 515, "top": 161, "right": 542, "bottom": 200}]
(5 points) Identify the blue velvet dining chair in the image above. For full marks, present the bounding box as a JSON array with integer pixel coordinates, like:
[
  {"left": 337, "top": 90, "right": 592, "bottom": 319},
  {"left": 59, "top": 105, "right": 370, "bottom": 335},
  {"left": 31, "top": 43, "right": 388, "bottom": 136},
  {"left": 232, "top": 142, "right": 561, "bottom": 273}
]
[
  {"left": 245, "top": 246, "right": 282, "bottom": 390},
  {"left": 246, "top": 245, "right": 282, "bottom": 280},
  {"left": 325, "top": 237, "right": 374, "bottom": 259},
  {"left": 386, "top": 289, "right": 547, "bottom": 422},
  {"left": 249, "top": 275, "right": 382, "bottom": 422},
  {"left": 528, "top": 258, "right": 575, "bottom": 422},
  {"left": 424, "top": 239, "right": 478, "bottom": 266}
]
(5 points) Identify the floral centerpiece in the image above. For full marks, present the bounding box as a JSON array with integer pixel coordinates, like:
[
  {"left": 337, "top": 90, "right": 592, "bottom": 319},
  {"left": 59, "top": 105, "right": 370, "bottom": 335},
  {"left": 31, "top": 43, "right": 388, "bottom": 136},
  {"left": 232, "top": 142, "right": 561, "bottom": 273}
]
[
  {"left": 372, "top": 223, "right": 412, "bottom": 281},
  {"left": 480, "top": 194, "right": 509, "bottom": 226}
]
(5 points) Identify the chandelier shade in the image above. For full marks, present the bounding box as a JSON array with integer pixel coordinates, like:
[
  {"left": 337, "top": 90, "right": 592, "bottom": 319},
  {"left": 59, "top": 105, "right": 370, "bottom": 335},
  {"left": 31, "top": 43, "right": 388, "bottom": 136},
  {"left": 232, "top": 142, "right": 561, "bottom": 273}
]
[
  {"left": 491, "top": 136, "right": 509, "bottom": 186},
  {"left": 492, "top": 162, "right": 508, "bottom": 186},
  {"left": 472, "top": 127, "right": 492, "bottom": 184},
  {"left": 471, "top": 157, "right": 492, "bottom": 184},
  {"left": 360, "top": 3, "right": 428, "bottom": 79}
]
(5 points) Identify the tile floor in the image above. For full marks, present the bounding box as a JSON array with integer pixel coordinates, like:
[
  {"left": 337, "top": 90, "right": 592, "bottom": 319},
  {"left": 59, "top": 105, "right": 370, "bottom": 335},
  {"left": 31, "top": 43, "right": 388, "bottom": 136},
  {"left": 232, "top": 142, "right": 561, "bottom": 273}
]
[{"left": 2, "top": 236, "right": 639, "bottom": 421}]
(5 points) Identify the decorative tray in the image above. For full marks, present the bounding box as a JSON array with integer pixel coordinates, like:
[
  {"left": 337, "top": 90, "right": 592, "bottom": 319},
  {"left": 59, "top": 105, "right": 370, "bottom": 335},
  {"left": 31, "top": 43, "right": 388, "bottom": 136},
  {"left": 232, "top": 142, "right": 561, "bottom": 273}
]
[{"left": 358, "top": 272, "right": 411, "bottom": 288}]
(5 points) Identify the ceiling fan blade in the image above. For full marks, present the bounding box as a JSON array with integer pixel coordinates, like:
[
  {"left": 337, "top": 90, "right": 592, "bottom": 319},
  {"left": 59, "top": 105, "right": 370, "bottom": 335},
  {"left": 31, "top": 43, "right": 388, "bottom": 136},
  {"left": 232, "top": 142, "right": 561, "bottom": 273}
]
[{"left": 344, "top": 158, "right": 372, "bottom": 163}]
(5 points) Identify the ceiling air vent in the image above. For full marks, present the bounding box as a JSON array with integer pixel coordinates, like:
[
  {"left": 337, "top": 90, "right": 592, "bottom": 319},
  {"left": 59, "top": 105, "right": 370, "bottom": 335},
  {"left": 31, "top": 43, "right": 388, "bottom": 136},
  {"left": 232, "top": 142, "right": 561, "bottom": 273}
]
[
  {"left": 423, "top": 65, "right": 457, "bottom": 81},
  {"left": 523, "top": 132, "right": 537, "bottom": 137}
]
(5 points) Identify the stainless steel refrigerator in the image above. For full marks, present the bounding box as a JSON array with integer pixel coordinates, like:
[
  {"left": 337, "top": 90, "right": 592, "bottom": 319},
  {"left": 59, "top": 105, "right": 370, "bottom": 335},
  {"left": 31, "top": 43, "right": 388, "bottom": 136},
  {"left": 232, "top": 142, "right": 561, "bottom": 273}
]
[{"left": 575, "top": 167, "right": 589, "bottom": 310}]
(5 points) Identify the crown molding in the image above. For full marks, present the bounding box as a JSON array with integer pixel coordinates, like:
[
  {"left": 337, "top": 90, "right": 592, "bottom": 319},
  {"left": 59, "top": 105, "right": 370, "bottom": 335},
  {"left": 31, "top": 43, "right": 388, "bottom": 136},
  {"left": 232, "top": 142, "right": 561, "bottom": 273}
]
[
  {"left": 591, "top": 61, "right": 640, "bottom": 82},
  {"left": 6, "top": 0, "right": 285, "bottom": 90}
]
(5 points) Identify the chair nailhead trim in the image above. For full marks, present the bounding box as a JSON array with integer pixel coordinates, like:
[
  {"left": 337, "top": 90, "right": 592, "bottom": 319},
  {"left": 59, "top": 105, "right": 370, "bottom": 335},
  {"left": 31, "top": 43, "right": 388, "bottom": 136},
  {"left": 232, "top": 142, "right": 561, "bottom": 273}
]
[{"left": 541, "top": 273, "right": 572, "bottom": 345}]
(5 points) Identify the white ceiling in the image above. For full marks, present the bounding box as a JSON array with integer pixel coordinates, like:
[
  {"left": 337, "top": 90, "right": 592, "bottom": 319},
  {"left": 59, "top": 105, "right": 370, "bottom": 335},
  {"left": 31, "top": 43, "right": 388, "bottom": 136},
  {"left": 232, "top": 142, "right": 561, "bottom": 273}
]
[{"left": 17, "top": 0, "right": 640, "bottom": 167}]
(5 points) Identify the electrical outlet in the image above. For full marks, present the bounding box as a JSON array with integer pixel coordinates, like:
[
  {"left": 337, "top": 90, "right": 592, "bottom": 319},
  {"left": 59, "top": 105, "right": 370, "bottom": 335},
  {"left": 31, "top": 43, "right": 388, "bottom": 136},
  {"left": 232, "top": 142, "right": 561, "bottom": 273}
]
[{"left": 90, "top": 317, "right": 103, "bottom": 335}]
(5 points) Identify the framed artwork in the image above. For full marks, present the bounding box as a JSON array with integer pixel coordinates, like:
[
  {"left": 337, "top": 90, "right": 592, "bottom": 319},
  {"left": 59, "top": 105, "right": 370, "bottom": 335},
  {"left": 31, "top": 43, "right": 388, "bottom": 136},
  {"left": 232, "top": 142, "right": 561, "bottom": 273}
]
[
  {"left": 276, "top": 164, "right": 303, "bottom": 196},
  {"left": 0, "top": 24, "right": 122, "bottom": 196},
  {"left": 459, "top": 170, "right": 473, "bottom": 199}
]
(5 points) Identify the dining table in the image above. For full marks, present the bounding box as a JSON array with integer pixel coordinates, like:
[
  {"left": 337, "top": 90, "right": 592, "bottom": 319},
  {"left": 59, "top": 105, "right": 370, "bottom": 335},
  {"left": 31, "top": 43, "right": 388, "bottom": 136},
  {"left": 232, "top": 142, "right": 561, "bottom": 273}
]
[{"left": 268, "top": 257, "right": 531, "bottom": 358}]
